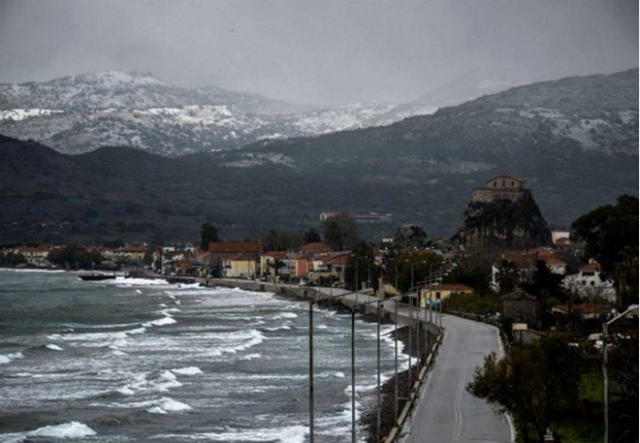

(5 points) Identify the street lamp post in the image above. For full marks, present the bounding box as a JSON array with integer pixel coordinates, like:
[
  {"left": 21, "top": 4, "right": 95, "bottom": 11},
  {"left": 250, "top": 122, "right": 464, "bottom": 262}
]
[
  {"left": 351, "top": 308, "right": 356, "bottom": 443},
  {"left": 309, "top": 299, "right": 315, "bottom": 443},
  {"left": 602, "top": 304, "right": 638, "bottom": 443},
  {"left": 411, "top": 260, "right": 426, "bottom": 372}
]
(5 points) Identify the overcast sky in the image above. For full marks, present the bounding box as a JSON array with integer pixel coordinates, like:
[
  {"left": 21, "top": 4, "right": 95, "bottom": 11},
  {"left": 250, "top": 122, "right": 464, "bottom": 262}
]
[{"left": 0, "top": 0, "right": 637, "bottom": 106}]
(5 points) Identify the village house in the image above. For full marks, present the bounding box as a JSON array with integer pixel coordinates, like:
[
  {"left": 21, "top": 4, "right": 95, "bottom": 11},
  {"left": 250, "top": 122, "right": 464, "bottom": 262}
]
[
  {"left": 221, "top": 253, "right": 260, "bottom": 279},
  {"left": 260, "top": 251, "right": 291, "bottom": 282},
  {"left": 161, "top": 249, "right": 196, "bottom": 275},
  {"left": 563, "top": 259, "right": 615, "bottom": 301},
  {"left": 306, "top": 253, "right": 350, "bottom": 286},
  {"left": 208, "top": 242, "right": 264, "bottom": 278},
  {"left": 15, "top": 245, "right": 51, "bottom": 268},
  {"left": 491, "top": 247, "right": 567, "bottom": 291},
  {"left": 501, "top": 289, "right": 541, "bottom": 328},
  {"left": 419, "top": 283, "right": 474, "bottom": 307}
]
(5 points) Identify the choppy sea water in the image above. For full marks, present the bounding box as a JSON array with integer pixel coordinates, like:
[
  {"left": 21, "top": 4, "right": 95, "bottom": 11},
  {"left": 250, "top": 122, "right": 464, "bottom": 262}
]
[{"left": 0, "top": 269, "right": 408, "bottom": 443}]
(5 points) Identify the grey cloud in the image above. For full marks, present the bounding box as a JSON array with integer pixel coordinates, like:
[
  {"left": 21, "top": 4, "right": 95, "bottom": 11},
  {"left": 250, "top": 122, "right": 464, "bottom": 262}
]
[{"left": 0, "top": 0, "right": 637, "bottom": 106}]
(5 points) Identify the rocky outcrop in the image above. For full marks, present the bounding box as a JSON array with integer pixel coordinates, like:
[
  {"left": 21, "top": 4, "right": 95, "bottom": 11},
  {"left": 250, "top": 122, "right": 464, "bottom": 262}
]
[{"left": 451, "top": 186, "right": 551, "bottom": 249}]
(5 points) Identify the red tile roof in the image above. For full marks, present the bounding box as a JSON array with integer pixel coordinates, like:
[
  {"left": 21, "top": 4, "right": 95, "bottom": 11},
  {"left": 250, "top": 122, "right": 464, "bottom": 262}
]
[
  {"left": 299, "top": 242, "right": 331, "bottom": 253},
  {"left": 579, "top": 262, "right": 601, "bottom": 272},
  {"left": 262, "top": 251, "right": 289, "bottom": 259}
]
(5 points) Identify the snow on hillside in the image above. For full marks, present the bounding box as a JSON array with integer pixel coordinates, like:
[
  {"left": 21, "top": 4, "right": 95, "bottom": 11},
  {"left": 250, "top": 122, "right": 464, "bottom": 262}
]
[
  {"left": 0, "top": 71, "right": 440, "bottom": 155},
  {"left": 0, "top": 108, "right": 63, "bottom": 121}
]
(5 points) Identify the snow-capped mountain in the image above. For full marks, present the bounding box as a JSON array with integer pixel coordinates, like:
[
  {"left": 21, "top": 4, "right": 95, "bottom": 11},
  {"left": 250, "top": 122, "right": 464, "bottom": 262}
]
[{"left": 0, "top": 71, "right": 437, "bottom": 155}]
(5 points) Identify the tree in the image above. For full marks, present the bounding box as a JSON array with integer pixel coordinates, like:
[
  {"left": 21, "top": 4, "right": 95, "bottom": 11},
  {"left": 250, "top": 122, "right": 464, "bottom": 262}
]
[
  {"left": 608, "top": 337, "right": 639, "bottom": 442},
  {"left": 392, "top": 223, "right": 430, "bottom": 249},
  {"left": 444, "top": 264, "right": 491, "bottom": 296},
  {"left": 200, "top": 223, "right": 219, "bottom": 250},
  {"left": 520, "top": 260, "right": 565, "bottom": 326},
  {"left": 48, "top": 246, "right": 103, "bottom": 270},
  {"left": 345, "top": 241, "right": 378, "bottom": 292},
  {"left": 304, "top": 229, "right": 322, "bottom": 244},
  {"left": 467, "top": 335, "right": 583, "bottom": 443},
  {"left": 0, "top": 251, "right": 26, "bottom": 266},
  {"left": 571, "top": 195, "right": 638, "bottom": 305},
  {"left": 495, "top": 259, "right": 519, "bottom": 295},
  {"left": 320, "top": 212, "right": 359, "bottom": 251},
  {"left": 386, "top": 250, "right": 442, "bottom": 293}
]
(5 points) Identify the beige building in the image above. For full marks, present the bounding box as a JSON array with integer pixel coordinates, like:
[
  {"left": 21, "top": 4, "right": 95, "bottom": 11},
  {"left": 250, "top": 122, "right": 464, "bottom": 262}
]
[
  {"left": 472, "top": 174, "right": 527, "bottom": 203},
  {"left": 419, "top": 283, "right": 474, "bottom": 307}
]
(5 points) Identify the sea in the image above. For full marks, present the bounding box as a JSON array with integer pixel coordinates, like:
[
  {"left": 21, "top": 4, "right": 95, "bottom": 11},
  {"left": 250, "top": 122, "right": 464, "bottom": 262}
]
[{"left": 0, "top": 269, "right": 408, "bottom": 443}]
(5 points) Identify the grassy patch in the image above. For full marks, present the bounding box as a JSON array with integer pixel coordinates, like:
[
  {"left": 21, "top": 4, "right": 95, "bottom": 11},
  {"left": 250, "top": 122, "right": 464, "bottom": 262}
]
[{"left": 554, "top": 419, "right": 602, "bottom": 443}]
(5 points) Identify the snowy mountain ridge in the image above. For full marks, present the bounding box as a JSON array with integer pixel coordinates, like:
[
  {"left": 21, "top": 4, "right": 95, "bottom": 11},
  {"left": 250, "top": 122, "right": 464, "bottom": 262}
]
[{"left": 0, "top": 71, "right": 438, "bottom": 155}]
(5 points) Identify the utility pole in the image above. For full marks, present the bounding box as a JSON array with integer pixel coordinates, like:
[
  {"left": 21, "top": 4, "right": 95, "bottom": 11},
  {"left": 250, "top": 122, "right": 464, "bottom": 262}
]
[
  {"left": 309, "top": 300, "right": 315, "bottom": 443},
  {"left": 351, "top": 308, "right": 356, "bottom": 443}
]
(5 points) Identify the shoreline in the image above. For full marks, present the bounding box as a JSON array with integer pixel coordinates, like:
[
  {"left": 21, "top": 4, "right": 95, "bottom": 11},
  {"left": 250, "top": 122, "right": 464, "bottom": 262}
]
[
  {"left": 197, "top": 278, "right": 438, "bottom": 443},
  {"left": 4, "top": 270, "right": 437, "bottom": 443}
]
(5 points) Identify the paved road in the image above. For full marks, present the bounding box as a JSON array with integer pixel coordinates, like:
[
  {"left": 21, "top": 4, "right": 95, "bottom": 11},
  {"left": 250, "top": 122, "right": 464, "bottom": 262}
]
[{"left": 404, "top": 314, "right": 512, "bottom": 443}]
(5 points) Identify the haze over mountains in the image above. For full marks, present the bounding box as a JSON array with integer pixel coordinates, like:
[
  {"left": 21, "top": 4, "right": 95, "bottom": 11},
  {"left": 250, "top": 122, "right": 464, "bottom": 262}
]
[
  {"left": 0, "top": 71, "right": 438, "bottom": 156},
  {"left": 0, "top": 69, "right": 637, "bottom": 245}
]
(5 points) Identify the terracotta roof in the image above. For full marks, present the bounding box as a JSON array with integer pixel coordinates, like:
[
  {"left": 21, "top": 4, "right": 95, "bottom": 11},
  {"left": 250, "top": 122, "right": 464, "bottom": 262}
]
[
  {"left": 262, "top": 251, "right": 289, "bottom": 259},
  {"left": 494, "top": 248, "right": 566, "bottom": 269},
  {"left": 580, "top": 262, "right": 601, "bottom": 272},
  {"left": 209, "top": 242, "right": 264, "bottom": 253},
  {"left": 325, "top": 254, "right": 351, "bottom": 266},
  {"left": 553, "top": 304, "right": 611, "bottom": 315},
  {"left": 299, "top": 242, "right": 331, "bottom": 253}
]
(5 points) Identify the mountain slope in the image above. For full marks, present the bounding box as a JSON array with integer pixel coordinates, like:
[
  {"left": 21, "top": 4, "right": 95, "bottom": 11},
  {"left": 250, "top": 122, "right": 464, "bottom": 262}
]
[
  {"left": 0, "top": 70, "right": 637, "bottom": 244},
  {"left": 0, "top": 71, "right": 436, "bottom": 155}
]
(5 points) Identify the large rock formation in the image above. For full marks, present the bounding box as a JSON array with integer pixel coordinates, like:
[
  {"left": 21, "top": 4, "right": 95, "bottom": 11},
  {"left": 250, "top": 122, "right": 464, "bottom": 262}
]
[{"left": 451, "top": 174, "right": 551, "bottom": 249}]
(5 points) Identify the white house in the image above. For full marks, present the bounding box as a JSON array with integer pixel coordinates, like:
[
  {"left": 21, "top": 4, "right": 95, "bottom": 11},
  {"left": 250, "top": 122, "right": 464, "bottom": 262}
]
[{"left": 563, "top": 260, "right": 615, "bottom": 301}]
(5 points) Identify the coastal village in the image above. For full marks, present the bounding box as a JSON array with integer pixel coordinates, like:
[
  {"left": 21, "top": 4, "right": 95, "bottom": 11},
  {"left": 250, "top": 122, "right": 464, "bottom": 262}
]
[
  {"left": 1, "top": 173, "right": 637, "bottom": 443},
  {"left": 0, "top": 174, "right": 627, "bottom": 337}
]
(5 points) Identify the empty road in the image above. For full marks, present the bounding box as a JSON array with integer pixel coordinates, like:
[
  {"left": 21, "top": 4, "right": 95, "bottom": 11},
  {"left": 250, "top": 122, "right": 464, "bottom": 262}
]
[{"left": 404, "top": 314, "right": 513, "bottom": 443}]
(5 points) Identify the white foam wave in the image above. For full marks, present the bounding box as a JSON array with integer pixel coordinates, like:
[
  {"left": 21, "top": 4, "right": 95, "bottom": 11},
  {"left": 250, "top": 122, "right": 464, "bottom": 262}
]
[
  {"left": 152, "top": 397, "right": 192, "bottom": 413},
  {"left": 9, "top": 421, "right": 97, "bottom": 441},
  {"left": 0, "top": 352, "right": 24, "bottom": 365},
  {"left": 104, "top": 277, "right": 171, "bottom": 287},
  {"left": 123, "top": 370, "right": 183, "bottom": 394},
  {"left": 317, "top": 371, "right": 346, "bottom": 379},
  {"left": 144, "top": 316, "right": 177, "bottom": 327},
  {"left": 117, "top": 386, "right": 135, "bottom": 396},
  {"left": 47, "top": 326, "right": 145, "bottom": 348},
  {"left": 171, "top": 366, "right": 203, "bottom": 375},
  {"left": 122, "top": 397, "right": 192, "bottom": 414},
  {"left": 263, "top": 325, "right": 291, "bottom": 332},
  {"left": 155, "top": 425, "right": 307, "bottom": 443},
  {"left": 240, "top": 353, "right": 262, "bottom": 361},
  {"left": 0, "top": 268, "right": 66, "bottom": 273},
  {"left": 45, "top": 344, "right": 63, "bottom": 351},
  {"left": 272, "top": 312, "right": 298, "bottom": 319}
]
